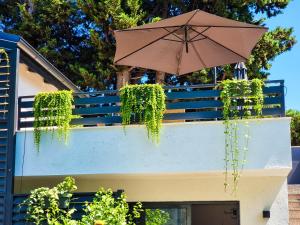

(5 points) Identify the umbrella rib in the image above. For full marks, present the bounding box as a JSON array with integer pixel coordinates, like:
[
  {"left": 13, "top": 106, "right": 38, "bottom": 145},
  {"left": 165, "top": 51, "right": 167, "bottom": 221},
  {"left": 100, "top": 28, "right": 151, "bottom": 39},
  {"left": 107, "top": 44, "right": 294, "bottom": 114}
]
[
  {"left": 115, "top": 26, "right": 183, "bottom": 64},
  {"left": 163, "top": 28, "right": 184, "bottom": 41},
  {"left": 190, "top": 37, "right": 207, "bottom": 42},
  {"left": 191, "top": 42, "right": 207, "bottom": 69},
  {"left": 185, "top": 9, "right": 199, "bottom": 25},
  {"left": 117, "top": 25, "right": 267, "bottom": 32},
  {"left": 162, "top": 38, "right": 183, "bottom": 42},
  {"left": 190, "top": 27, "right": 248, "bottom": 61},
  {"left": 189, "top": 27, "right": 210, "bottom": 41}
]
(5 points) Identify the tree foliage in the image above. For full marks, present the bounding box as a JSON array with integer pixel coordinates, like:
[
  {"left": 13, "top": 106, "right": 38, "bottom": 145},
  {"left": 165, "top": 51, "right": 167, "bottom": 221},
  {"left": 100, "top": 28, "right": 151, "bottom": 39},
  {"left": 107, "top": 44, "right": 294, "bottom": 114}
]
[
  {"left": 287, "top": 109, "right": 300, "bottom": 146},
  {"left": 0, "top": 0, "right": 296, "bottom": 88}
]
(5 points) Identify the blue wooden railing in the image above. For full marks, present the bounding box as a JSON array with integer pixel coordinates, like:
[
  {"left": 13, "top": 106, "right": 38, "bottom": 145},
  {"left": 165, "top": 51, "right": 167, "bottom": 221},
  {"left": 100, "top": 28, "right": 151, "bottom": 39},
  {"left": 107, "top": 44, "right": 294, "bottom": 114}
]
[{"left": 17, "top": 80, "right": 285, "bottom": 129}]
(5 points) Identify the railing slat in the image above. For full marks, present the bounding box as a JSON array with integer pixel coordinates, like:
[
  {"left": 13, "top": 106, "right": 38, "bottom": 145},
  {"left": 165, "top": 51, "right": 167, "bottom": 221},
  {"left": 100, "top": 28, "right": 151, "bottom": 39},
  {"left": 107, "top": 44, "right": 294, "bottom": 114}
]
[
  {"left": 70, "top": 116, "right": 122, "bottom": 125},
  {"left": 73, "top": 106, "right": 120, "bottom": 115},
  {"left": 19, "top": 101, "right": 33, "bottom": 108},
  {"left": 264, "top": 96, "right": 282, "bottom": 105},
  {"left": 164, "top": 111, "right": 223, "bottom": 120},
  {"left": 167, "top": 100, "right": 223, "bottom": 109},
  {"left": 262, "top": 107, "right": 283, "bottom": 116},
  {"left": 166, "top": 89, "right": 221, "bottom": 100},
  {"left": 74, "top": 96, "right": 120, "bottom": 105},
  {"left": 263, "top": 86, "right": 283, "bottom": 94}
]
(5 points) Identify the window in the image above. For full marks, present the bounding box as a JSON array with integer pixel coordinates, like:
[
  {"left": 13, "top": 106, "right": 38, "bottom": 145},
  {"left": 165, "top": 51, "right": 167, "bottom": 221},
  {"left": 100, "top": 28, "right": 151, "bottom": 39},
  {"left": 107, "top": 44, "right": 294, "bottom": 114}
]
[{"left": 134, "top": 202, "right": 239, "bottom": 225}]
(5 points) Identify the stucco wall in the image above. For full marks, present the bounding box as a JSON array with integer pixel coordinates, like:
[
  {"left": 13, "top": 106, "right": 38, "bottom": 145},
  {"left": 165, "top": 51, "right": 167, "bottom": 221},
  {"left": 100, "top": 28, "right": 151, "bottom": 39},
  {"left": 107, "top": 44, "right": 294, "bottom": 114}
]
[
  {"left": 14, "top": 118, "right": 291, "bottom": 225},
  {"left": 17, "top": 61, "right": 57, "bottom": 97},
  {"left": 14, "top": 175, "right": 289, "bottom": 225},
  {"left": 15, "top": 118, "right": 291, "bottom": 177}
]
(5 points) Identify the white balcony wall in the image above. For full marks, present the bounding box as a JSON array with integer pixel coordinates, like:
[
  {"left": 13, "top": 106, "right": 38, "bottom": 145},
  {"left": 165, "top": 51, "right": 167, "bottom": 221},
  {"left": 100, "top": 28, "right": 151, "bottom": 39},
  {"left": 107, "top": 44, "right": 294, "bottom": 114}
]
[{"left": 15, "top": 118, "right": 291, "bottom": 177}]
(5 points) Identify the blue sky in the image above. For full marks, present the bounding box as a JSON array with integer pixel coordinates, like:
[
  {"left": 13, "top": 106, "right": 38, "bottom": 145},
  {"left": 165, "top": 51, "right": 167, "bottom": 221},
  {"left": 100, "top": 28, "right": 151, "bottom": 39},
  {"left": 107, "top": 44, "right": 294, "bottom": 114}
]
[{"left": 265, "top": 0, "right": 300, "bottom": 110}]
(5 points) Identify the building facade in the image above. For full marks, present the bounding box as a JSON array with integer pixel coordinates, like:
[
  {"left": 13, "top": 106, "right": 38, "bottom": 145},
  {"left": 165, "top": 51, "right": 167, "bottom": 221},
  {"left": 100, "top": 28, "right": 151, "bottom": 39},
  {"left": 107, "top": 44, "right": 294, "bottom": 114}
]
[{"left": 0, "top": 31, "right": 292, "bottom": 225}]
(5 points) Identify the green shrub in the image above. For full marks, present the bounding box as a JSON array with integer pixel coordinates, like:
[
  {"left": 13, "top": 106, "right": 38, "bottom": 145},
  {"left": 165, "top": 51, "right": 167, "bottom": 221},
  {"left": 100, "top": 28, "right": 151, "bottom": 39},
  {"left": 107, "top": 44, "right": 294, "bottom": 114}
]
[
  {"left": 287, "top": 109, "right": 300, "bottom": 146},
  {"left": 146, "top": 209, "right": 170, "bottom": 225},
  {"left": 81, "top": 188, "right": 142, "bottom": 225},
  {"left": 22, "top": 178, "right": 143, "bottom": 225},
  {"left": 21, "top": 177, "right": 77, "bottom": 225}
]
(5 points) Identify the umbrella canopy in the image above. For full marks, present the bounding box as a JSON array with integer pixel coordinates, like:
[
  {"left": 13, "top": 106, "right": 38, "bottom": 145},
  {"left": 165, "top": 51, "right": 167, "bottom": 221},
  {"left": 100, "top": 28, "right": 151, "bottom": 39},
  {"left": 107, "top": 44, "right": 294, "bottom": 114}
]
[{"left": 114, "top": 9, "right": 267, "bottom": 75}]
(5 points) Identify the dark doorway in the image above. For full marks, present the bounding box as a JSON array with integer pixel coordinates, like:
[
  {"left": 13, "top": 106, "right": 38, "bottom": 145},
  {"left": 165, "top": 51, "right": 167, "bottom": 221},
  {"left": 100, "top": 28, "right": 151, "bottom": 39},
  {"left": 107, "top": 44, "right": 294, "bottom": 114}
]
[
  {"left": 191, "top": 202, "right": 239, "bottom": 225},
  {"left": 141, "top": 201, "right": 239, "bottom": 225}
]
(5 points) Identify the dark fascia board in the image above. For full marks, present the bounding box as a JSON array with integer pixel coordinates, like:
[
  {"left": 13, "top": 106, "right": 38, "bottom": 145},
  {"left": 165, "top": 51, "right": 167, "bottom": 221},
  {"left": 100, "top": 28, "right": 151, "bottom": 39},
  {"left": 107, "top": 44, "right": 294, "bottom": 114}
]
[
  {"left": 0, "top": 32, "right": 20, "bottom": 43},
  {"left": 0, "top": 31, "right": 80, "bottom": 91}
]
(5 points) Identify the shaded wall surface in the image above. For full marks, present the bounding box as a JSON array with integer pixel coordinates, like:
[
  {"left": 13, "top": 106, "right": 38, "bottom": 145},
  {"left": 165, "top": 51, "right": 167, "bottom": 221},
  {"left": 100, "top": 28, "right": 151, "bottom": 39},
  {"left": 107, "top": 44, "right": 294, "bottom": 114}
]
[{"left": 288, "top": 147, "right": 300, "bottom": 184}]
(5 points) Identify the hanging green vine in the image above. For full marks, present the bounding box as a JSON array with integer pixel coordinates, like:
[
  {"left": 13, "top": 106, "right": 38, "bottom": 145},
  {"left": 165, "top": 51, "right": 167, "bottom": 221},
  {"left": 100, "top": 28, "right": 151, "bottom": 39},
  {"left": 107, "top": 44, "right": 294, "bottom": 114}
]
[
  {"left": 33, "top": 90, "right": 74, "bottom": 150},
  {"left": 219, "top": 78, "right": 264, "bottom": 193},
  {"left": 120, "top": 84, "right": 166, "bottom": 143}
]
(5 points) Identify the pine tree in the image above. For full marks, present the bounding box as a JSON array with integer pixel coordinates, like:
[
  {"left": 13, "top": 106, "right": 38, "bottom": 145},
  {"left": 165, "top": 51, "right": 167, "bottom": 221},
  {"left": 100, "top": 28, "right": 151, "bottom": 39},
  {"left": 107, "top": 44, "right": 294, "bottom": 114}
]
[{"left": 0, "top": 0, "right": 296, "bottom": 88}]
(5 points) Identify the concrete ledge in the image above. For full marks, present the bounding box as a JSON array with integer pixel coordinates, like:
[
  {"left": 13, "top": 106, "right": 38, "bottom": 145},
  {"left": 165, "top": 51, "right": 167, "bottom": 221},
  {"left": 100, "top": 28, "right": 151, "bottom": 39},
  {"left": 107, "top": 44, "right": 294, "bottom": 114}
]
[{"left": 15, "top": 118, "right": 292, "bottom": 177}]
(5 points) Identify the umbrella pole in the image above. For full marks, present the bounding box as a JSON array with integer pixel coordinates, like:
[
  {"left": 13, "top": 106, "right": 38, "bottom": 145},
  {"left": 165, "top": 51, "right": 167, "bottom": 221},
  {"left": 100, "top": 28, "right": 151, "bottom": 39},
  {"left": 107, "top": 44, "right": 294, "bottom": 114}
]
[
  {"left": 213, "top": 67, "right": 217, "bottom": 85},
  {"left": 156, "top": 71, "right": 165, "bottom": 84},
  {"left": 116, "top": 68, "right": 130, "bottom": 90},
  {"left": 185, "top": 26, "right": 189, "bottom": 53},
  {"left": 213, "top": 67, "right": 218, "bottom": 121}
]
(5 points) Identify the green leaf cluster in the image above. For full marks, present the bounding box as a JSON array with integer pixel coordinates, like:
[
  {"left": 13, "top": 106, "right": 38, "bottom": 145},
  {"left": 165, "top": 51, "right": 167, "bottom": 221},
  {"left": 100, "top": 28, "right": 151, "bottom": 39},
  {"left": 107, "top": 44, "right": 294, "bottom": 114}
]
[
  {"left": 21, "top": 177, "right": 78, "bottom": 225},
  {"left": 146, "top": 209, "right": 170, "bottom": 225},
  {"left": 81, "top": 188, "right": 142, "bottom": 225},
  {"left": 33, "top": 90, "right": 74, "bottom": 150},
  {"left": 219, "top": 78, "right": 264, "bottom": 193},
  {"left": 286, "top": 109, "right": 300, "bottom": 146},
  {"left": 120, "top": 84, "right": 166, "bottom": 143}
]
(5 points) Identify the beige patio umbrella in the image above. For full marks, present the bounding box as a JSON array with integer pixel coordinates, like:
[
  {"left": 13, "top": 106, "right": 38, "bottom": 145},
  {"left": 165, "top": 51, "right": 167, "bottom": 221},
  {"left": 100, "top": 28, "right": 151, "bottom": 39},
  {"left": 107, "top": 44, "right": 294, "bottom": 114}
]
[{"left": 114, "top": 9, "right": 267, "bottom": 75}]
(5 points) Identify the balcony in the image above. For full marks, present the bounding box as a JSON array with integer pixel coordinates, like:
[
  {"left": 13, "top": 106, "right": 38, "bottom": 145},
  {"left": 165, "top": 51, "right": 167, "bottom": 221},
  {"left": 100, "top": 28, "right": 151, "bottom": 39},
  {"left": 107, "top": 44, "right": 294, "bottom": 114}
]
[
  {"left": 17, "top": 80, "right": 285, "bottom": 128},
  {"left": 14, "top": 80, "right": 291, "bottom": 179}
]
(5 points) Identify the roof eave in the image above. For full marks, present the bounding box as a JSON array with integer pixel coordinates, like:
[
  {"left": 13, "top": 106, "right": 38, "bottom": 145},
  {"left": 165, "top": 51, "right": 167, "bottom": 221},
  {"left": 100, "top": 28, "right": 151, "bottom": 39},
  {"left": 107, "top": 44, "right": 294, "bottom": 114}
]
[{"left": 17, "top": 37, "right": 80, "bottom": 92}]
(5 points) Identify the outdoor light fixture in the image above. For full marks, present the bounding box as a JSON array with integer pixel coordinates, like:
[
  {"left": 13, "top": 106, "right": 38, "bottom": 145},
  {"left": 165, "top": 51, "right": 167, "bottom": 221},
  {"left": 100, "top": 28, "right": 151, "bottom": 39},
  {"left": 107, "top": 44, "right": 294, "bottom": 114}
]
[{"left": 263, "top": 210, "right": 271, "bottom": 218}]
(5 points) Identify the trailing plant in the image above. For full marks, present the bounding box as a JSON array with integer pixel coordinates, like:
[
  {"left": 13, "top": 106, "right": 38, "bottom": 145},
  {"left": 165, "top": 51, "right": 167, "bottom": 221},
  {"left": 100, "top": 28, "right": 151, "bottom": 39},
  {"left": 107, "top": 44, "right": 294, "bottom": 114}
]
[
  {"left": 286, "top": 109, "right": 300, "bottom": 146},
  {"left": 120, "top": 84, "right": 166, "bottom": 143},
  {"left": 80, "top": 188, "right": 143, "bottom": 225},
  {"left": 219, "top": 78, "right": 264, "bottom": 193},
  {"left": 33, "top": 90, "right": 74, "bottom": 150},
  {"left": 21, "top": 177, "right": 77, "bottom": 225}
]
